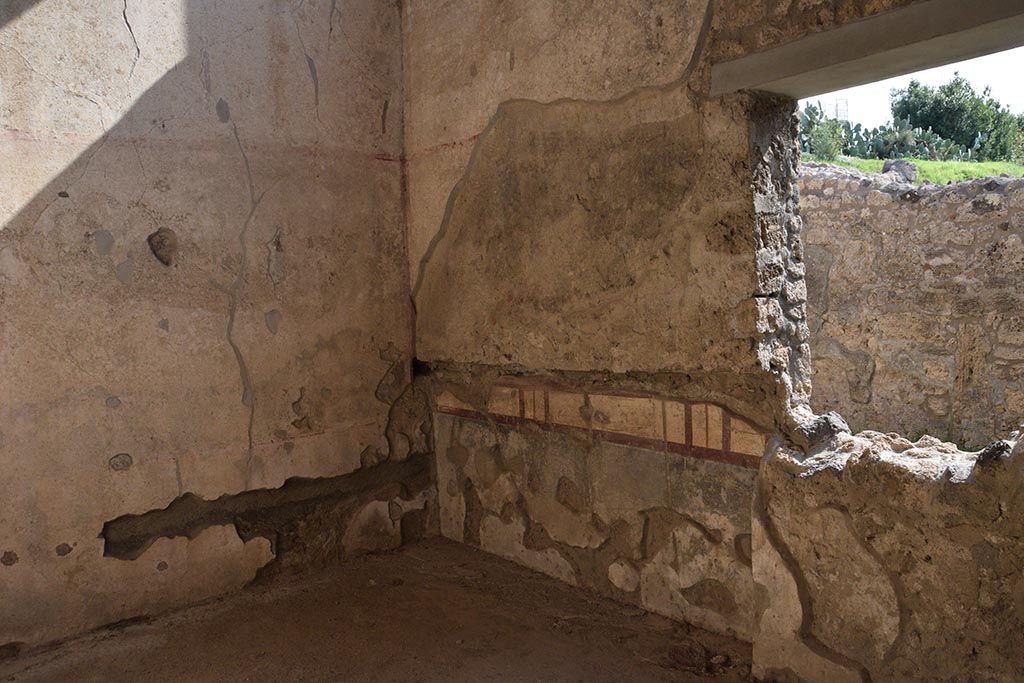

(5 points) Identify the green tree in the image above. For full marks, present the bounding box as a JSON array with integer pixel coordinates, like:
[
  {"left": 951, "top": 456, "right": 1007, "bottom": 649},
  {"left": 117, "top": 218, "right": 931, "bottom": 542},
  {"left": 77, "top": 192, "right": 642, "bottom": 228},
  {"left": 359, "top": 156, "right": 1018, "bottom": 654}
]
[
  {"left": 891, "top": 75, "right": 1023, "bottom": 161},
  {"left": 808, "top": 118, "right": 845, "bottom": 160}
]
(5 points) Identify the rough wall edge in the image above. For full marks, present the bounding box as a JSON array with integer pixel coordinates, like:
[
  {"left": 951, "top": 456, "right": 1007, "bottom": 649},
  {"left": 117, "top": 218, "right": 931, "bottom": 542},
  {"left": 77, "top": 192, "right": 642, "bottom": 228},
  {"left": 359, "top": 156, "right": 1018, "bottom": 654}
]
[
  {"left": 101, "top": 455, "right": 432, "bottom": 561},
  {"left": 753, "top": 426, "right": 1024, "bottom": 682},
  {"left": 746, "top": 92, "right": 818, "bottom": 442}
]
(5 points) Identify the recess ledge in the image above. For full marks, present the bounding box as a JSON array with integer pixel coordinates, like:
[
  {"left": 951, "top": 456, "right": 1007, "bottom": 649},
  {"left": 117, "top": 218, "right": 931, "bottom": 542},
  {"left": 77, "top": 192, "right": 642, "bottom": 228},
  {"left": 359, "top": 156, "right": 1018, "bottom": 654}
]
[{"left": 710, "top": 0, "right": 1024, "bottom": 99}]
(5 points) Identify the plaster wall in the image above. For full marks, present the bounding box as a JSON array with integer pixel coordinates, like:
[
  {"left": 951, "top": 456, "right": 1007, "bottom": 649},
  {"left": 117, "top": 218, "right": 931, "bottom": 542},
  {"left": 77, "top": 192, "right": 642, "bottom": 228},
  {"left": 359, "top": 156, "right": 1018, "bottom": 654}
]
[
  {"left": 401, "top": 2, "right": 1024, "bottom": 679},
  {"left": 0, "top": 0, "right": 430, "bottom": 647},
  {"left": 6, "top": 0, "right": 1016, "bottom": 672},
  {"left": 802, "top": 164, "right": 1024, "bottom": 449},
  {"left": 405, "top": 0, "right": 922, "bottom": 431}
]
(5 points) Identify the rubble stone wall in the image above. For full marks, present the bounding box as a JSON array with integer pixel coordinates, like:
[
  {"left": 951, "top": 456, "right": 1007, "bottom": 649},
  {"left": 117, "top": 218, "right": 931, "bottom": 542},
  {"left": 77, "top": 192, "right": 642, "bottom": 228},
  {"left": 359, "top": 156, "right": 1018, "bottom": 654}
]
[{"left": 801, "top": 163, "right": 1024, "bottom": 449}]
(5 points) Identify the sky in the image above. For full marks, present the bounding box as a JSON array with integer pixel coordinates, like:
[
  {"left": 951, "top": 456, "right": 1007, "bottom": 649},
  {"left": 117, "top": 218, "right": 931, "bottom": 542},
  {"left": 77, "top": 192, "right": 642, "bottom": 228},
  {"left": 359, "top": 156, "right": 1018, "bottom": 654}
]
[{"left": 798, "top": 46, "right": 1024, "bottom": 129}]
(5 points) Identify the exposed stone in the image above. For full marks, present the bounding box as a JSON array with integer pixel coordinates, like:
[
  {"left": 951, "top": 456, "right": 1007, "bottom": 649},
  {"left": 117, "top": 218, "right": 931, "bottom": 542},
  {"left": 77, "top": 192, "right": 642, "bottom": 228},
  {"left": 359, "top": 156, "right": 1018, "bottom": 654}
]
[
  {"left": 977, "top": 439, "right": 1013, "bottom": 465},
  {"left": 146, "top": 228, "right": 179, "bottom": 266},
  {"left": 108, "top": 454, "right": 133, "bottom": 472},
  {"left": 793, "top": 410, "right": 850, "bottom": 449},
  {"left": 882, "top": 159, "right": 917, "bottom": 183},
  {"left": 607, "top": 559, "right": 640, "bottom": 593}
]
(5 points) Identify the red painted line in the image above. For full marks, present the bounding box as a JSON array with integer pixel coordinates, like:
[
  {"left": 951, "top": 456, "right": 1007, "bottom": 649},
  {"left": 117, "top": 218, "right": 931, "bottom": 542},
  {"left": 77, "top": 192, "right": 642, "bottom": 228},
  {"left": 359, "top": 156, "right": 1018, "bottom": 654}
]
[
  {"left": 518, "top": 389, "right": 525, "bottom": 419},
  {"left": 489, "top": 381, "right": 683, "bottom": 403},
  {"left": 416, "top": 132, "right": 482, "bottom": 157},
  {"left": 684, "top": 404, "right": 693, "bottom": 447},
  {"left": 722, "top": 413, "right": 732, "bottom": 453},
  {"left": 544, "top": 390, "right": 551, "bottom": 424},
  {"left": 435, "top": 406, "right": 760, "bottom": 470},
  {"left": 660, "top": 400, "right": 668, "bottom": 446},
  {"left": 600, "top": 429, "right": 667, "bottom": 453},
  {"left": 666, "top": 440, "right": 760, "bottom": 469}
]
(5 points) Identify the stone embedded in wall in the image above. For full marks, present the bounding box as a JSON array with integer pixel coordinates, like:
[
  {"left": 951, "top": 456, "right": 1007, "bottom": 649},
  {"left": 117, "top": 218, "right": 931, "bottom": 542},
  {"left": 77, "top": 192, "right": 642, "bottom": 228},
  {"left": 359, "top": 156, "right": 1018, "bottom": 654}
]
[
  {"left": 146, "top": 227, "right": 178, "bottom": 266},
  {"left": 754, "top": 430, "right": 1024, "bottom": 683},
  {"left": 801, "top": 163, "right": 1024, "bottom": 448}
]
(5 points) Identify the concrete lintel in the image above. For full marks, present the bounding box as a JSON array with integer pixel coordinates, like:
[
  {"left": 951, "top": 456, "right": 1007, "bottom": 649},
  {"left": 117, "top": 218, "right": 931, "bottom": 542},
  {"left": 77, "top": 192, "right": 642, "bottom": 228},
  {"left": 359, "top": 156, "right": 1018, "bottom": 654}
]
[{"left": 710, "top": 0, "right": 1024, "bottom": 99}]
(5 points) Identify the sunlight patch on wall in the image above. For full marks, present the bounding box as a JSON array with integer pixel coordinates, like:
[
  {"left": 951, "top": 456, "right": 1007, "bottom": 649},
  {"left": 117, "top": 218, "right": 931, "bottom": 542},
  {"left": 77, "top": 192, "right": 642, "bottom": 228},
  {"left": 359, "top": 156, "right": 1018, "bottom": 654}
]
[{"left": 0, "top": 0, "right": 187, "bottom": 223}]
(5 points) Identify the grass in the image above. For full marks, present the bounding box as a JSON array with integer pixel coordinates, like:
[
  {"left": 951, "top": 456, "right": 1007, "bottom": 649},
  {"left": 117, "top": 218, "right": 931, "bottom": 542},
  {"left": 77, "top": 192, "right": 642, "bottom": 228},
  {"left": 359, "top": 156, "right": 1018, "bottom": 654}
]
[{"left": 802, "top": 154, "right": 1024, "bottom": 185}]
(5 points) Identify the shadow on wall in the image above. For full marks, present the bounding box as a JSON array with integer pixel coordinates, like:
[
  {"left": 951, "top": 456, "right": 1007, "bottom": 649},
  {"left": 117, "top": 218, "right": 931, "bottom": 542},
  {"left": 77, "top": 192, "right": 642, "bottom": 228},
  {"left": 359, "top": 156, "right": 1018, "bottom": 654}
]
[
  {"left": 0, "top": 0, "right": 417, "bottom": 647},
  {"left": 0, "top": 0, "right": 46, "bottom": 29}
]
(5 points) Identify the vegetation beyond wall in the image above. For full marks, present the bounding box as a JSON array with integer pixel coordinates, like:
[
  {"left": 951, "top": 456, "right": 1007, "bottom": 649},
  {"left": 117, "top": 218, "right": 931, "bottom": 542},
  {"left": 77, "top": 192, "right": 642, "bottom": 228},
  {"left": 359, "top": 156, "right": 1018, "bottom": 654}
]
[{"left": 801, "top": 76, "right": 1024, "bottom": 164}]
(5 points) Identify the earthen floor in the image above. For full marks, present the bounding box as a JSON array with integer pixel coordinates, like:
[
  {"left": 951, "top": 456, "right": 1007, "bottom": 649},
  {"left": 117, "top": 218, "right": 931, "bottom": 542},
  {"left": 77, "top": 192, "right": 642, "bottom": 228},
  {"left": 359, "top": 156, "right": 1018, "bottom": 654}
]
[{"left": 0, "top": 539, "right": 752, "bottom": 683}]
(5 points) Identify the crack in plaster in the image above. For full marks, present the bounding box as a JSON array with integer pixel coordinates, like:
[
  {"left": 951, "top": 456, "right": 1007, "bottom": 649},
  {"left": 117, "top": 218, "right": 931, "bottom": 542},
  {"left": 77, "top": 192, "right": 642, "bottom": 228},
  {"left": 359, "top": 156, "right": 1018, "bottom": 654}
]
[
  {"left": 289, "top": 7, "right": 321, "bottom": 123},
  {"left": 328, "top": 0, "right": 338, "bottom": 42},
  {"left": 755, "top": 477, "right": 874, "bottom": 683},
  {"left": 121, "top": 0, "right": 140, "bottom": 83},
  {"left": 227, "top": 123, "right": 263, "bottom": 489},
  {"left": 3, "top": 45, "right": 107, "bottom": 128},
  {"left": 24, "top": 134, "right": 111, "bottom": 236}
]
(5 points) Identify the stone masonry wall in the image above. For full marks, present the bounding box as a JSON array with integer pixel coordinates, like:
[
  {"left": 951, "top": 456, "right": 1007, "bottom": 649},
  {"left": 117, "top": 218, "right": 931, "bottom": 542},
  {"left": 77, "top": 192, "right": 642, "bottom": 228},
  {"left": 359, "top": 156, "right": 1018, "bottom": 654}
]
[{"left": 801, "top": 163, "right": 1024, "bottom": 449}]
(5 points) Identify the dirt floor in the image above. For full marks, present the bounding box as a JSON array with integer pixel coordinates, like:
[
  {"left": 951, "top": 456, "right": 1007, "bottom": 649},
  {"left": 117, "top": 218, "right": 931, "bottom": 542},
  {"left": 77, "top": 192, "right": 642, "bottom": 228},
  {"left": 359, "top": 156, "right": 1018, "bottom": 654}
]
[{"left": 0, "top": 539, "right": 752, "bottom": 683}]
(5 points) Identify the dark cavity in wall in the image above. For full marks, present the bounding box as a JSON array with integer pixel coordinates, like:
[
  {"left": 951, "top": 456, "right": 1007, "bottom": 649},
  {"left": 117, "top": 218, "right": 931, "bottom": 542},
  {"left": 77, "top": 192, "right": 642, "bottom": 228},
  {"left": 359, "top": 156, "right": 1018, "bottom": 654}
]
[
  {"left": 147, "top": 227, "right": 178, "bottom": 266},
  {"left": 0, "top": 642, "right": 24, "bottom": 662},
  {"left": 101, "top": 455, "right": 431, "bottom": 570}
]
